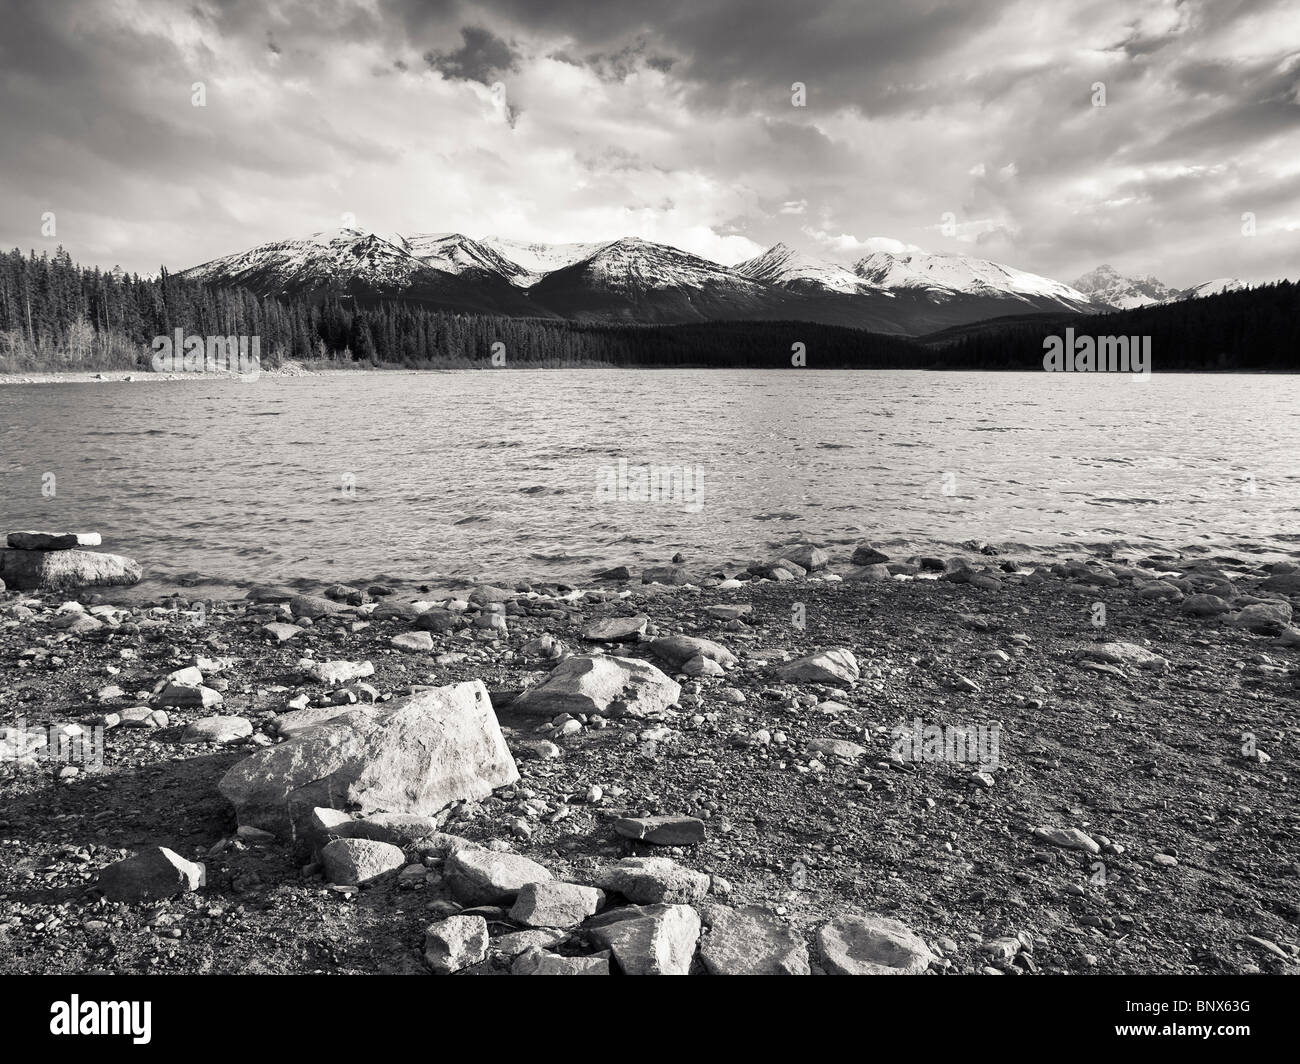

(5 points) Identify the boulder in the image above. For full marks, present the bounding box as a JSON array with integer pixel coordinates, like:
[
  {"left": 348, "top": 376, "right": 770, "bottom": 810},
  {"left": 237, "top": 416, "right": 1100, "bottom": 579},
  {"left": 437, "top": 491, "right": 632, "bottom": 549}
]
[
  {"left": 1232, "top": 601, "right": 1292, "bottom": 634},
  {"left": 781, "top": 545, "right": 829, "bottom": 571},
  {"left": 0, "top": 548, "right": 141, "bottom": 591},
  {"left": 682, "top": 655, "right": 724, "bottom": 677},
  {"left": 320, "top": 838, "right": 406, "bottom": 885},
  {"left": 642, "top": 565, "right": 690, "bottom": 585},
  {"left": 512, "top": 655, "right": 680, "bottom": 718},
  {"left": 97, "top": 846, "right": 205, "bottom": 903},
  {"left": 218, "top": 681, "right": 519, "bottom": 836},
  {"left": 598, "top": 857, "right": 709, "bottom": 904},
  {"left": 850, "top": 544, "right": 890, "bottom": 566},
  {"left": 586, "top": 903, "right": 700, "bottom": 975},
  {"left": 1181, "top": 593, "right": 1232, "bottom": 617},
  {"left": 614, "top": 815, "right": 706, "bottom": 846},
  {"left": 777, "top": 648, "right": 860, "bottom": 684},
  {"left": 817, "top": 914, "right": 936, "bottom": 975},
  {"left": 844, "top": 564, "right": 892, "bottom": 582},
  {"left": 288, "top": 594, "right": 341, "bottom": 619},
  {"left": 424, "top": 915, "right": 488, "bottom": 974},
  {"left": 444, "top": 847, "right": 552, "bottom": 906},
  {"left": 1261, "top": 570, "right": 1300, "bottom": 594},
  {"left": 700, "top": 905, "right": 810, "bottom": 975},
  {"left": 648, "top": 635, "right": 736, "bottom": 668},
  {"left": 509, "top": 882, "right": 605, "bottom": 928}
]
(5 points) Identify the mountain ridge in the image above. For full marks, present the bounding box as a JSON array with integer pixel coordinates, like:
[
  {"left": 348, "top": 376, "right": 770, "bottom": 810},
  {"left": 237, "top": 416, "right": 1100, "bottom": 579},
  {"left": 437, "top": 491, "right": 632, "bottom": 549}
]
[{"left": 180, "top": 229, "right": 1250, "bottom": 336}]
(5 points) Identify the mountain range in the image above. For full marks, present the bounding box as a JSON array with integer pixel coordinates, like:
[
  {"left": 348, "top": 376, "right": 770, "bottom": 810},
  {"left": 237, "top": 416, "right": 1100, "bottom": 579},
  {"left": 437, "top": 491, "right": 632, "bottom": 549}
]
[{"left": 181, "top": 229, "right": 1247, "bottom": 336}]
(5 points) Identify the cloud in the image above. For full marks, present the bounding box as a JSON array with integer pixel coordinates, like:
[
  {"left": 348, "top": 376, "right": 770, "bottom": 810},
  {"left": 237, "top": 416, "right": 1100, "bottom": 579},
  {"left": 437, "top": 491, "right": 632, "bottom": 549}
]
[
  {"left": 0, "top": 0, "right": 1297, "bottom": 288},
  {"left": 424, "top": 25, "right": 519, "bottom": 85}
]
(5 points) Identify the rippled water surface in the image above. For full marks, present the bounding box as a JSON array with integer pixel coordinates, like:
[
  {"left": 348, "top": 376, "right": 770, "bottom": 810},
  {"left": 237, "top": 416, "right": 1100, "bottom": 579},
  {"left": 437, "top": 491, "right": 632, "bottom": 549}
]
[{"left": 2, "top": 369, "right": 1297, "bottom": 592}]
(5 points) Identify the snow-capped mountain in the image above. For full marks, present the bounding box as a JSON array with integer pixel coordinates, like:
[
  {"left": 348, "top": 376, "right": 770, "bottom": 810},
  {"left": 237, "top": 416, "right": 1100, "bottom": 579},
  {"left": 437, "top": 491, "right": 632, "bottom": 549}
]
[
  {"left": 1173, "top": 277, "right": 1247, "bottom": 301},
  {"left": 182, "top": 229, "right": 1119, "bottom": 334},
  {"left": 183, "top": 229, "right": 429, "bottom": 292},
  {"left": 529, "top": 237, "right": 791, "bottom": 323},
  {"left": 1068, "top": 265, "right": 1250, "bottom": 308},
  {"left": 1070, "top": 264, "right": 1181, "bottom": 309},
  {"left": 735, "top": 242, "right": 875, "bottom": 294},
  {"left": 180, "top": 229, "right": 550, "bottom": 317},
  {"left": 401, "top": 233, "right": 533, "bottom": 287},
  {"left": 853, "top": 250, "right": 1095, "bottom": 312}
]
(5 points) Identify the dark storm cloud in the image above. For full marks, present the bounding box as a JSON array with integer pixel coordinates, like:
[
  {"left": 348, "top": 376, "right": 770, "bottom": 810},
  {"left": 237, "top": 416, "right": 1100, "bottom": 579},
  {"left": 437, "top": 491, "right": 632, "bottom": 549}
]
[{"left": 423, "top": 25, "right": 520, "bottom": 84}]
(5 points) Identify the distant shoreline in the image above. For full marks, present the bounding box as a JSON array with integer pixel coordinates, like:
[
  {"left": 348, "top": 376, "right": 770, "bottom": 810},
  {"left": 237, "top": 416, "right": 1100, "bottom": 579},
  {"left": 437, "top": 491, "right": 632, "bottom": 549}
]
[{"left": 2, "top": 364, "right": 1296, "bottom": 384}]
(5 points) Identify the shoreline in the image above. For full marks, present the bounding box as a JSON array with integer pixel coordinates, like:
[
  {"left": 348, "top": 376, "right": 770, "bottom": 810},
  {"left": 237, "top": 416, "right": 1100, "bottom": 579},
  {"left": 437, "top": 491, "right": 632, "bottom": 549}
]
[
  {"left": 4, "top": 365, "right": 1299, "bottom": 386},
  {"left": 2, "top": 543, "right": 1298, "bottom": 974}
]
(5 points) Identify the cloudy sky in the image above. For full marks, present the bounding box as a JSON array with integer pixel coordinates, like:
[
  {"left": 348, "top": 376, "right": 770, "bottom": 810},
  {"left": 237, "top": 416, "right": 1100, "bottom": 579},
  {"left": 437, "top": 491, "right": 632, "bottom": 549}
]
[{"left": 2, "top": 0, "right": 1298, "bottom": 287}]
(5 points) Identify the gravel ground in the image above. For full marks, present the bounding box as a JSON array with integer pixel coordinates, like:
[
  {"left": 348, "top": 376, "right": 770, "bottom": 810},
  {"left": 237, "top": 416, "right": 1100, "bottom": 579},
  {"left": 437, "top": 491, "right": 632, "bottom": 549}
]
[{"left": 1, "top": 548, "right": 1297, "bottom": 975}]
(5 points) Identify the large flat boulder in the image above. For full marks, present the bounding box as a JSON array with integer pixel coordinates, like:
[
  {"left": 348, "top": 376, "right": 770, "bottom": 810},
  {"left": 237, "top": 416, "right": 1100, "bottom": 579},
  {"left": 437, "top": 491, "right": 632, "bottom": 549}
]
[
  {"left": 0, "top": 548, "right": 141, "bottom": 591},
  {"left": 817, "top": 915, "right": 936, "bottom": 975},
  {"left": 700, "top": 905, "right": 810, "bottom": 975},
  {"left": 512, "top": 655, "right": 681, "bottom": 718},
  {"left": 218, "top": 680, "right": 519, "bottom": 836}
]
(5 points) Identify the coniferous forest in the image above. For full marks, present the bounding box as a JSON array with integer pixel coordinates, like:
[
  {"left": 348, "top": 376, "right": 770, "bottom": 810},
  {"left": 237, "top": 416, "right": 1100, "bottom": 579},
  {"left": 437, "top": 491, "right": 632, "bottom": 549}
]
[{"left": 1, "top": 245, "right": 1296, "bottom": 373}]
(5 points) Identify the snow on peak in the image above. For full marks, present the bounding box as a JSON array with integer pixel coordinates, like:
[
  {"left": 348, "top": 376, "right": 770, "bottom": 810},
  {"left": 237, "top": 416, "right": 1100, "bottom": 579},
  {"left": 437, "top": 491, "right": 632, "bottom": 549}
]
[
  {"left": 854, "top": 250, "right": 1092, "bottom": 305},
  {"left": 1071, "top": 264, "right": 1180, "bottom": 309},
  {"left": 735, "top": 243, "right": 872, "bottom": 293},
  {"left": 1176, "top": 277, "right": 1246, "bottom": 301}
]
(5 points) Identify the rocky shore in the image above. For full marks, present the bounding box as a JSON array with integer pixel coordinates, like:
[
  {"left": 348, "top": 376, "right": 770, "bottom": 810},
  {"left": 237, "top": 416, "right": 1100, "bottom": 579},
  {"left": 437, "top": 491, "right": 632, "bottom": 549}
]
[{"left": 1, "top": 540, "right": 1298, "bottom": 975}]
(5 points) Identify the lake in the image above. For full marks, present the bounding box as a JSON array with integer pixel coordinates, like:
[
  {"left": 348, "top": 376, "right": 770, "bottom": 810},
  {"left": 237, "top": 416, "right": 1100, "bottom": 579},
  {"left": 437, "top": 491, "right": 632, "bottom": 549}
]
[{"left": 2, "top": 369, "right": 1297, "bottom": 595}]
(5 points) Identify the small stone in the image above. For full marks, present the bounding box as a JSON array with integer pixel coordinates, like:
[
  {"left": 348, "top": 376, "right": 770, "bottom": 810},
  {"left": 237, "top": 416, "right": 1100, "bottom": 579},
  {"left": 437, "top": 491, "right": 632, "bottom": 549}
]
[
  {"left": 778, "top": 648, "right": 860, "bottom": 684},
  {"left": 391, "top": 631, "right": 435, "bottom": 653},
  {"left": 263, "top": 622, "right": 303, "bottom": 643},
  {"left": 1034, "top": 827, "right": 1102, "bottom": 855},
  {"left": 181, "top": 716, "right": 252, "bottom": 744},
  {"left": 583, "top": 615, "right": 649, "bottom": 642},
  {"left": 614, "top": 815, "right": 706, "bottom": 846}
]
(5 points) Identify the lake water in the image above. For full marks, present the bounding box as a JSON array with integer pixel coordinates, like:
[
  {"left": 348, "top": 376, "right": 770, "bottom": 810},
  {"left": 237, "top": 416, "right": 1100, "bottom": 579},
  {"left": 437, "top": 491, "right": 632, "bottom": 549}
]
[{"left": 2, "top": 369, "right": 1297, "bottom": 595}]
